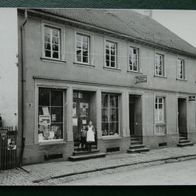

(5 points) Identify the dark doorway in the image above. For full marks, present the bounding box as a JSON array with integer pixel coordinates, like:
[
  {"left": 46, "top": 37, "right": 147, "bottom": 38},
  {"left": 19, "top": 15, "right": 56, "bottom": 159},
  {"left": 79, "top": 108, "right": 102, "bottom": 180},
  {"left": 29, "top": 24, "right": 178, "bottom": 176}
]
[
  {"left": 129, "top": 95, "right": 142, "bottom": 137},
  {"left": 72, "top": 90, "right": 97, "bottom": 151},
  {"left": 178, "top": 98, "right": 187, "bottom": 139}
]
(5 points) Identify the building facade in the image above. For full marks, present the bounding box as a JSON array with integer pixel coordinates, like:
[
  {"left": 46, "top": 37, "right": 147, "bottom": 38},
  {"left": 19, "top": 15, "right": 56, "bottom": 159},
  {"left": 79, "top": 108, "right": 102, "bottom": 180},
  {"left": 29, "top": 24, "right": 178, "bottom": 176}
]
[{"left": 12, "top": 9, "right": 196, "bottom": 164}]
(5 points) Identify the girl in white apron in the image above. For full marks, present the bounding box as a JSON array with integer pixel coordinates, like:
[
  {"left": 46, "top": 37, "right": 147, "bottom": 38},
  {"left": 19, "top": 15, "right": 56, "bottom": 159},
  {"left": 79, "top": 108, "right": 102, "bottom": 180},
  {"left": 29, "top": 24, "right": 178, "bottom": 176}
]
[{"left": 86, "top": 120, "right": 95, "bottom": 151}]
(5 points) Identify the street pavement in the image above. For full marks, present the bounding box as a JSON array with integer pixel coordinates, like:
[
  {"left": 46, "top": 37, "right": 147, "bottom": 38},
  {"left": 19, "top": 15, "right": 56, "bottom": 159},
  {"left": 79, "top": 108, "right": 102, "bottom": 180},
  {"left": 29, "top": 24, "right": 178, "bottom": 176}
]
[
  {"left": 1, "top": 145, "right": 196, "bottom": 185},
  {"left": 64, "top": 159, "right": 196, "bottom": 185}
]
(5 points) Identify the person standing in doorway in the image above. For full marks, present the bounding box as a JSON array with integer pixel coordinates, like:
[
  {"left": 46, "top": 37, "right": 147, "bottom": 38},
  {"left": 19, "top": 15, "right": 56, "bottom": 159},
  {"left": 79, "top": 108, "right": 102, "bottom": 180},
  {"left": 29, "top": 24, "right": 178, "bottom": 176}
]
[{"left": 86, "top": 120, "right": 95, "bottom": 152}]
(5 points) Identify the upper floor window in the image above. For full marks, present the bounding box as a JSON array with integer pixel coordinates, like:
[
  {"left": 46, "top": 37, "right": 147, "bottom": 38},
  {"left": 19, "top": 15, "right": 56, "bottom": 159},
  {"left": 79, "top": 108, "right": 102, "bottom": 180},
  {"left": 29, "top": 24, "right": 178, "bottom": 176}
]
[
  {"left": 105, "top": 41, "right": 117, "bottom": 68},
  {"left": 44, "top": 25, "right": 61, "bottom": 60},
  {"left": 128, "top": 46, "right": 139, "bottom": 72},
  {"left": 177, "top": 58, "right": 185, "bottom": 80},
  {"left": 76, "top": 33, "right": 90, "bottom": 64},
  {"left": 155, "top": 53, "right": 165, "bottom": 76}
]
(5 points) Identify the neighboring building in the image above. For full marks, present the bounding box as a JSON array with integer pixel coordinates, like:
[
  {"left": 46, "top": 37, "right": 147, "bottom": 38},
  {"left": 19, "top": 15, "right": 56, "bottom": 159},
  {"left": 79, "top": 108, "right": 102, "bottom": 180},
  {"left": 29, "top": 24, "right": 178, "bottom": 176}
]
[{"left": 1, "top": 8, "right": 196, "bottom": 164}]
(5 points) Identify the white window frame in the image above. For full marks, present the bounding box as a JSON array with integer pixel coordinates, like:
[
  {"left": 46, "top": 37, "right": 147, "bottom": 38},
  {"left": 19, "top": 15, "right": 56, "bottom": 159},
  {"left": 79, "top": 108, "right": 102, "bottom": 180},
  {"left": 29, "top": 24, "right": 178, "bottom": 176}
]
[
  {"left": 155, "top": 53, "right": 165, "bottom": 77},
  {"left": 177, "top": 58, "right": 185, "bottom": 80},
  {"left": 128, "top": 46, "right": 139, "bottom": 72},
  {"left": 105, "top": 40, "right": 118, "bottom": 69},
  {"left": 155, "top": 96, "right": 165, "bottom": 124},
  {"left": 101, "top": 93, "right": 120, "bottom": 137},
  {"left": 75, "top": 32, "right": 90, "bottom": 64},
  {"left": 42, "top": 24, "right": 61, "bottom": 60}
]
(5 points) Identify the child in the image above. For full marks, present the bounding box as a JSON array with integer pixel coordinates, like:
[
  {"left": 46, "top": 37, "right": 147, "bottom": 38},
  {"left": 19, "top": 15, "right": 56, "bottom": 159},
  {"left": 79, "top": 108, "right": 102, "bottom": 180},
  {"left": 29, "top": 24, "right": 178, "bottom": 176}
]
[
  {"left": 80, "top": 125, "right": 87, "bottom": 150},
  {"left": 86, "top": 120, "right": 95, "bottom": 151}
]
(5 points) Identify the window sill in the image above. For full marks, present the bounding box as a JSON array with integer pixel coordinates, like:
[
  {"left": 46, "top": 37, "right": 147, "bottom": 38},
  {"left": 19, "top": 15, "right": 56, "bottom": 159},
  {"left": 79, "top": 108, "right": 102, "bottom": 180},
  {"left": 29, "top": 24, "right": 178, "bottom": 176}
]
[
  {"left": 127, "top": 70, "right": 143, "bottom": 74},
  {"left": 39, "top": 140, "right": 66, "bottom": 146},
  {"left": 40, "top": 57, "right": 67, "bottom": 64},
  {"left": 154, "top": 75, "right": 167, "bottom": 79},
  {"left": 73, "top": 62, "right": 95, "bottom": 68},
  {"left": 102, "top": 135, "right": 121, "bottom": 140},
  {"left": 103, "top": 66, "right": 121, "bottom": 72},
  {"left": 176, "top": 78, "right": 187, "bottom": 82}
]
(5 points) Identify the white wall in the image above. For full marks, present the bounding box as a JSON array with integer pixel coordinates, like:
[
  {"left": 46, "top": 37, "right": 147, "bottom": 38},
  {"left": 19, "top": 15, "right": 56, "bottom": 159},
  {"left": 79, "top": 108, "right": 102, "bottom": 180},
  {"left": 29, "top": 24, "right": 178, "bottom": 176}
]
[{"left": 0, "top": 8, "right": 18, "bottom": 127}]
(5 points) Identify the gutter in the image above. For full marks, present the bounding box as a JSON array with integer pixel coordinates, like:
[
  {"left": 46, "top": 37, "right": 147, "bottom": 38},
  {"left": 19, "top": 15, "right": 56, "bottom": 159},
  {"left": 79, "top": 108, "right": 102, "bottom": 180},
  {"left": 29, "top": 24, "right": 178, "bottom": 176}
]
[
  {"left": 27, "top": 9, "right": 196, "bottom": 59},
  {"left": 19, "top": 9, "right": 28, "bottom": 166}
]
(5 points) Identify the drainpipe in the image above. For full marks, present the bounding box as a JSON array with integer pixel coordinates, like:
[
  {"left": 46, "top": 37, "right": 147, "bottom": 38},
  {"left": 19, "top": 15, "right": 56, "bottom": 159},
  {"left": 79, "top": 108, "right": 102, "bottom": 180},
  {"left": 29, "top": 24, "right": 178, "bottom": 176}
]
[{"left": 19, "top": 9, "right": 28, "bottom": 166}]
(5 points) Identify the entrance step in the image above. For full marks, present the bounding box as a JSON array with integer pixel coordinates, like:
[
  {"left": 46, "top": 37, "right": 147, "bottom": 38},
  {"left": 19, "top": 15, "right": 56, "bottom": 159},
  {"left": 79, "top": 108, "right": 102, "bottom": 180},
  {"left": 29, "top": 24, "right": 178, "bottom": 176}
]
[
  {"left": 177, "top": 141, "right": 194, "bottom": 147},
  {"left": 72, "top": 149, "right": 100, "bottom": 156},
  {"left": 128, "top": 136, "right": 149, "bottom": 153},
  {"left": 129, "top": 144, "right": 145, "bottom": 149},
  {"left": 69, "top": 152, "right": 106, "bottom": 161}
]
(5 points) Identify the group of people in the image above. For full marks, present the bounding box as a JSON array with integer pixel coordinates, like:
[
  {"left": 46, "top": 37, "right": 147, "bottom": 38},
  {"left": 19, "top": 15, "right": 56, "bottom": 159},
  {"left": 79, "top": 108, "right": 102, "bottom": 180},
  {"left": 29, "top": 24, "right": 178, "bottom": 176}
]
[{"left": 80, "top": 120, "right": 95, "bottom": 151}]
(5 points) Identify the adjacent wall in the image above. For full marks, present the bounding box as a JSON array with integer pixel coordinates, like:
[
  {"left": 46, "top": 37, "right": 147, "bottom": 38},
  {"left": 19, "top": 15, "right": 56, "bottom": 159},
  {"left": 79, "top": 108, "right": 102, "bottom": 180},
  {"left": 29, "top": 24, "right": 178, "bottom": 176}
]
[{"left": 0, "top": 8, "right": 18, "bottom": 127}]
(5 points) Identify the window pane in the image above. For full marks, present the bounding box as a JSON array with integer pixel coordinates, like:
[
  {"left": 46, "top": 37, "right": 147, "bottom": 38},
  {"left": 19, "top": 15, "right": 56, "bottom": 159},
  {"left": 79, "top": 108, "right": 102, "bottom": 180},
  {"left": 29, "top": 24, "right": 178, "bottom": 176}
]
[
  {"left": 111, "top": 61, "right": 115, "bottom": 68},
  {"left": 111, "top": 109, "right": 118, "bottom": 121},
  {"left": 51, "top": 107, "right": 63, "bottom": 122},
  {"left": 45, "top": 50, "right": 51, "bottom": 58},
  {"left": 102, "top": 94, "right": 108, "bottom": 107},
  {"left": 39, "top": 88, "right": 50, "bottom": 106},
  {"left": 51, "top": 124, "right": 63, "bottom": 139},
  {"left": 102, "top": 123, "right": 109, "bottom": 136},
  {"left": 51, "top": 90, "right": 63, "bottom": 106},
  {"left": 53, "top": 52, "right": 59, "bottom": 59},
  {"left": 102, "top": 108, "right": 108, "bottom": 122}
]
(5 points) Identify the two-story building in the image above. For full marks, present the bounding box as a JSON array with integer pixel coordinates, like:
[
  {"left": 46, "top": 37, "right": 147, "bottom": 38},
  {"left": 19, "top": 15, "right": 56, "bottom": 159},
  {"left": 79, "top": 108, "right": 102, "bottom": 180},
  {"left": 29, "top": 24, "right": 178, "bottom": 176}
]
[{"left": 2, "top": 8, "right": 196, "bottom": 164}]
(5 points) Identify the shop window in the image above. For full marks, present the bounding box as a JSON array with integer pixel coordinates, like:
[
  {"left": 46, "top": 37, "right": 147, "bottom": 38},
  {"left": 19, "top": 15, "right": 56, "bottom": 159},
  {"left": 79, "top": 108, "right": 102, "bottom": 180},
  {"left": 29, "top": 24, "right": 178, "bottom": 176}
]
[
  {"left": 155, "top": 53, "right": 165, "bottom": 76},
  {"left": 38, "top": 88, "right": 64, "bottom": 142},
  {"left": 102, "top": 93, "right": 119, "bottom": 136},
  {"left": 105, "top": 41, "right": 117, "bottom": 68},
  {"left": 43, "top": 25, "right": 61, "bottom": 60},
  {"left": 177, "top": 58, "right": 185, "bottom": 80},
  {"left": 76, "top": 33, "right": 90, "bottom": 64},
  {"left": 128, "top": 46, "right": 139, "bottom": 72}
]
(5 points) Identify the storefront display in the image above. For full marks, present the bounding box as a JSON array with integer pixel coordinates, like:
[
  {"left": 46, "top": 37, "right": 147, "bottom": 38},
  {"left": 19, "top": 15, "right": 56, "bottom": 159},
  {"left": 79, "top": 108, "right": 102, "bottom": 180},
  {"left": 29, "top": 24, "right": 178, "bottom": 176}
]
[{"left": 38, "top": 88, "right": 64, "bottom": 142}]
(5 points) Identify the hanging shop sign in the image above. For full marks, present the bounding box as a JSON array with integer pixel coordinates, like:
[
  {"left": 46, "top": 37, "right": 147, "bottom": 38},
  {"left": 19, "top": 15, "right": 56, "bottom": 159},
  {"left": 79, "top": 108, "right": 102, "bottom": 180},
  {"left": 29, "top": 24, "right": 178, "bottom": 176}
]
[
  {"left": 135, "top": 75, "right": 147, "bottom": 84},
  {"left": 189, "top": 96, "right": 196, "bottom": 101}
]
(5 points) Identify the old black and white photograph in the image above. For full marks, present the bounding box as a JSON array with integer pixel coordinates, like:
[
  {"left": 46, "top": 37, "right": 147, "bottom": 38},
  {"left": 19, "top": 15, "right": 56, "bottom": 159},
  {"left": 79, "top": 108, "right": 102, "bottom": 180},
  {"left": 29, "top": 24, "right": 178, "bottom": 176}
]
[{"left": 1, "top": 5, "right": 196, "bottom": 186}]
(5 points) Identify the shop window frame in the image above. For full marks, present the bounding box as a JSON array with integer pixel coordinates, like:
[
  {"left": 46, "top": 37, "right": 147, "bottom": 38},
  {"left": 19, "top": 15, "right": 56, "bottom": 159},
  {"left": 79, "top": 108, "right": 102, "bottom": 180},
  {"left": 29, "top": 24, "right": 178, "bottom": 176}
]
[
  {"left": 101, "top": 92, "right": 120, "bottom": 137},
  {"left": 35, "top": 85, "right": 67, "bottom": 145}
]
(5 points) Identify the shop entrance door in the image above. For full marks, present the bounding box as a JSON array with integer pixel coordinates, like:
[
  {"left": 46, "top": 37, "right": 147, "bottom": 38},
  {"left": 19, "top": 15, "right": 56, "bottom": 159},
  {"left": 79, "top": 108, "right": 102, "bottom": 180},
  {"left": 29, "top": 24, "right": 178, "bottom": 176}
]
[
  {"left": 129, "top": 95, "right": 142, "bottom": 138},
  {"left": 178, "top": 98, "right": 187, "bottom": 139},
  {"left": 72, "top": 90, "right": 97, "bottom": 151}
]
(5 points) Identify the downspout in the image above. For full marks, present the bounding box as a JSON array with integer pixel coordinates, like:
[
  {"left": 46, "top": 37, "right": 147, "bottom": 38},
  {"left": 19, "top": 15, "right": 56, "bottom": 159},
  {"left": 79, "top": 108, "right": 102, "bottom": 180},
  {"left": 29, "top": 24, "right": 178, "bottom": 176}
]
[{"left": 19, "top": 9, "right": 28, "bottom": 166}]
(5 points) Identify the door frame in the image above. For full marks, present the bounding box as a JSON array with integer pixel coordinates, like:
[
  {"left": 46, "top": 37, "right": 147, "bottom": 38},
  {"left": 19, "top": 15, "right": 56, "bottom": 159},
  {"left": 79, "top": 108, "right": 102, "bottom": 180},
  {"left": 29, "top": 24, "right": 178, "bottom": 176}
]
[{"left": 128, "top": 93, "right": 143, "bottom": 138}]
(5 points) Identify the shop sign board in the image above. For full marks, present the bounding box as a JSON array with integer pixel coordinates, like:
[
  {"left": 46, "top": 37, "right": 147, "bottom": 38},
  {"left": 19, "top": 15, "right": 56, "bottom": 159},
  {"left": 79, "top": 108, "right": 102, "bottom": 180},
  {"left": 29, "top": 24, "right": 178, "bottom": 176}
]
[
  {"left": 39, "top": 115, "right": 51, "bottom": 126},
  {"left": 135, "top": 75, "right": 147, "bottom": 84}
]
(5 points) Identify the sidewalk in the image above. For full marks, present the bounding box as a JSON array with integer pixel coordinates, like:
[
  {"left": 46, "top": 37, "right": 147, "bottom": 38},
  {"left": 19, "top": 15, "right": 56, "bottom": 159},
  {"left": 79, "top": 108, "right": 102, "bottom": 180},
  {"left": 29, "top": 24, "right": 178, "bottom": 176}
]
[{"left": 1, "top": 145, "right": 196, "bottom": 185}]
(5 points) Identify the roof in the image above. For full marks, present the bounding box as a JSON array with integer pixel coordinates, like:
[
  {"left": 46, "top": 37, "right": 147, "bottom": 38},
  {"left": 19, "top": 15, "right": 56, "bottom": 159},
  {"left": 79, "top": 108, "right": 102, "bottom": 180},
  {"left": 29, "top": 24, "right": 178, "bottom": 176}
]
[{"left": 33, "top": 8, "right": 196, "bottom": 57}]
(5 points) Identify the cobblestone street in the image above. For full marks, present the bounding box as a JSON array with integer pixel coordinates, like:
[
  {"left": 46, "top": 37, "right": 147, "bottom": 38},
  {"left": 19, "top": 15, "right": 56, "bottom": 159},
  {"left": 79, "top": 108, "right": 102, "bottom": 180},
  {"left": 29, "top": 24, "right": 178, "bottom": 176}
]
[{"left": 1, "top": 145, "right": 196, "bottom": 185}]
